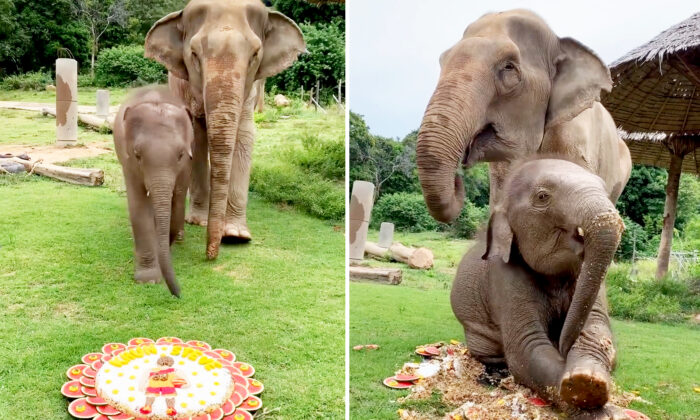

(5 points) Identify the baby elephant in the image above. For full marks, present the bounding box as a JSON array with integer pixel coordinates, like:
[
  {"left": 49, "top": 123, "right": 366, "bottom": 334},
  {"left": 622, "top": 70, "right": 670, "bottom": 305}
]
[
  {"left": 451, "top": 158, "right": 625, "bottom": 417},
  {"left": 114, "top": 86, "right": 194, "bottom": 297}
]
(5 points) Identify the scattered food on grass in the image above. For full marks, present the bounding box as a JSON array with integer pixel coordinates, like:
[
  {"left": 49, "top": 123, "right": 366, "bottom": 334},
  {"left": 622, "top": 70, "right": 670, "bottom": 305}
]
[
  {"left": 385, "top": 341, "right": 646, "bottom": 420},
  {"left": 353, "top": 344, "right": 380, "bottom": 351}
]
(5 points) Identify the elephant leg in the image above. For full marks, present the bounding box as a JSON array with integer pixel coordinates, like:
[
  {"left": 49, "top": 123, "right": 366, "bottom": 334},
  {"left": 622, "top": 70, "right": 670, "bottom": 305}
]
[
  {"left": 171, "top": 182, "right": 187, "bottom": 244},
  {"left": 186, "top": 116, "right": 209, "bottom": 226},
  {"left": 490, "top": 259, "right": 565, "bottom": 401},
  {"left": 126, "top": 177, "right": 160, "bottom": 284},
  {"left": 560, "top": 287, "right": 616, "bottom": 409},
  {"left": 223, "top": 91, "right": 256, "bottom": 241}
]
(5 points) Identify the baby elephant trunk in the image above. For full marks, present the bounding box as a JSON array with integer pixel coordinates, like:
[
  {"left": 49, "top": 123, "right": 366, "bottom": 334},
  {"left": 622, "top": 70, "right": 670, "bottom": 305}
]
[
  {"left": 559, "top": 202, "right": 624, "bottom": 357},
  {"left": 151, "top": 184, "right": 181, "bottom": 298}
]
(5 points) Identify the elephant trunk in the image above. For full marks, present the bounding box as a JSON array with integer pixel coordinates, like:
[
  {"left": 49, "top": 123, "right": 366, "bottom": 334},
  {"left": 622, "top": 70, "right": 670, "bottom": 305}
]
[
  {"left": 203, "top": 64, "right": 245, "bottom": 260},
  {"left": 559, "top": 199, "right": 624, "bottom": 357},
  {"left": 151, "top": 183, "right": 181, "bottom": 297},
  {"left": 416, "top": 71, "right": 492, "bottom": 223}
]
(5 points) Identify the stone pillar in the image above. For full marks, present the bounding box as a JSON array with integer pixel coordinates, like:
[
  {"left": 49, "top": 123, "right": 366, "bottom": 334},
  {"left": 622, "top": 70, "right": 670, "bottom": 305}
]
[
  {"left": 377, "top": 222, "right": 394, "bottom": 248},
  {"left": 96, "top": 89, "right": 110, "bottom": 118},
  {"left": 349, "top": 181, "right": 375, "bottom": 263},
  {"left": 55, "top": 58, "right": 78, "bottom": 147}
]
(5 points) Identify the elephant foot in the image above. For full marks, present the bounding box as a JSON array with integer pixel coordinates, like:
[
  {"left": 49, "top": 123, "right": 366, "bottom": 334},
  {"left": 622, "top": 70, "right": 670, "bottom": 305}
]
[
  {"left": 134, "top": 266, "right": 161, "bottom": 284},
  {"left": 560, "top": 364, "right": 610, "bottom": 409},
  {"left": 185, "top": 210, "right": 208, "bottom": 226},
  {"left": 175, "top": 230, "right": 185, "bottom": 243},
  {"left": 222, "top": 222, "right": 252, "bottom": 243},
  {"left": 206, "top": 241, "right": 219, "bottom": 260},
  {"left": 566, "top": 404, "right": 635, "bottom": 420}
]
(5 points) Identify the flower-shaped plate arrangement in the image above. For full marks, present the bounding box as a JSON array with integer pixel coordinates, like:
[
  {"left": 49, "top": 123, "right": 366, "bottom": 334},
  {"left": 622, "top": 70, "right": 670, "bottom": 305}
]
[{"left": 62, "top": 337, "right": 263, "bottom": 420}]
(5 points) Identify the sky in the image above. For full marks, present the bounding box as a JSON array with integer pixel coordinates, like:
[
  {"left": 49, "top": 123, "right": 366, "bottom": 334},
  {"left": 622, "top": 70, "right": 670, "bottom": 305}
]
[{"left": 347, "top": 0, "right": 699, "bottom": 139}]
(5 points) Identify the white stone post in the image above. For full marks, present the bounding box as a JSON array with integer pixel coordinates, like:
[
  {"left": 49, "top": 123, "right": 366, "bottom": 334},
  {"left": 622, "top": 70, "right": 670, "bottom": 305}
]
[
  {"left": 349, "top": 181, "right": 375, "bottom": 263},
  {"left": 377, "top": 222, "right": 395, "bottom": 248},
  {"left": 55, "top": 58, "right": 78, "bottom": 146},
  {"left": 96, "top": 89, "right": 110, "bottom": 118}
]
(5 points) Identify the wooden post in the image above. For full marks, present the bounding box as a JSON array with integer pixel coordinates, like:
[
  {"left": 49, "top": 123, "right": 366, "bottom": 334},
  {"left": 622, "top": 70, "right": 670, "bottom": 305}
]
[
  {"left": 349, "top": 266, "right": 402, "bottom": 285},
  {"left": 96, "top": 89, "right": 110, "bottom": 118},
  {"left": 338, "top": 79, "right": 342, "bottom": 103},
  {"left": 349, "top": 181, "right": 375, "bottom": 263},
  {"left": 656, "top": 152, "right": 684, "bottom": 279},
  {"left": 315, "top": 79, "right": 320, "bottom": 104},
  {"left": 378, "top": 222, "right": 394, "bottom": 248},
  {"left": 55, "top": 58, "right": 78, "bottom": 147}
]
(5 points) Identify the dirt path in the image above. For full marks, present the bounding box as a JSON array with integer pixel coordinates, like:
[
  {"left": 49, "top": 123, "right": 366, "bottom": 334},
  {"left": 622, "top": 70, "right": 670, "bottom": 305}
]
[{"left": 0, "top": 141, "right": 113, "bottom": 164}]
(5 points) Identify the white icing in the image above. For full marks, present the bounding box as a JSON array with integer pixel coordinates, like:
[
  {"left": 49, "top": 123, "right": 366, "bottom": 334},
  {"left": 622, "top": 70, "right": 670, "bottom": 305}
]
[{"left": 94, "top": 344, "right": 232, "bottom": 418}]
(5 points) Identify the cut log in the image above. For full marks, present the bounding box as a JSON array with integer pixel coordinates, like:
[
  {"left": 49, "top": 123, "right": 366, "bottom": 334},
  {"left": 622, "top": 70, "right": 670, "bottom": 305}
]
[
  {"left": 349, "top": 266, "right": 402, "bottom": 285},
  {"left": 42, "top": 108, "right": 113, "bottom": 132},
  {"left": 11, "top": 158, "right": 103, "bottom": 186},
  {"left": 364, "top": 241, "right": 434, "bottom": 269}
]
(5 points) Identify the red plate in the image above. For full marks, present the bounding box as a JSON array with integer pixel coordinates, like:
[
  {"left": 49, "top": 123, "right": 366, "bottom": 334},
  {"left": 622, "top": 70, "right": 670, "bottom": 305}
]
[
  {"left": 232, "top": 362, "right": 254, "bottom": 377},
  {"left": 246, "top": 378, "right": 264, "bottom": 395},
  {"left": 68, "top": 398, "right": 99, "bottom": 418},
  {"left": 224, "top": 410, "right": 253, "bottom": 420},
  {"left": 383, "top": 376, "right": 413, "bottom": 389},
  {"left": 66, "top": 364, "right": 88, "bottom": 380},
  {"left": 394, "top": 374, "right": 419, "bottom": 382},
  {"left": 80, "top": 386, "right": 97, "bottom": 397},
  {"left": 82, "top": 353, "right": 104, "bottom": 364},
  {"left": 61, "top": 380, "right": 84, "bottom": 398},
  {"left": 238, "top": 395, "right": 262, "bottom": 411}
]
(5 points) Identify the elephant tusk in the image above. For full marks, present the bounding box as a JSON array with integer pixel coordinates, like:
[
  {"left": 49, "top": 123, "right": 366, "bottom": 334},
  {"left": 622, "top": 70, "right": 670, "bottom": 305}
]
[
  {"left": 147, "top": 190, "right": 150, "bottom": 197},
  {"left": 577, "top": 226, "right": 585, "bottom": 237}
]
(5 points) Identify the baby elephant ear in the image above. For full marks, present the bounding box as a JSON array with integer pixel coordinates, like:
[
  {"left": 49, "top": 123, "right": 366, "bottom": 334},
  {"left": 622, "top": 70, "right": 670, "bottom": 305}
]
[
  {"left": 482, "top": 208, "right": 513, "bottom": 263},
  {"left": 256, "top": 11, "right": 306, "bottom": 80}
]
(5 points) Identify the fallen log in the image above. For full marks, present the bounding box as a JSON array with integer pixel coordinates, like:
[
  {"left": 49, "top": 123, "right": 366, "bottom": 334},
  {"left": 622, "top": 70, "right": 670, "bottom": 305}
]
[
  {"left": 42, "top": 108, "right": 113, "bottom": 132},
  {"left": 349, "top": 266, "right": 402, "bottom": 285},
  {"left": 364, "top": 241, "right": 434, "bottom": 269},
  {"left": 11, "top": 158, "right": 104, "bottom": 186}
]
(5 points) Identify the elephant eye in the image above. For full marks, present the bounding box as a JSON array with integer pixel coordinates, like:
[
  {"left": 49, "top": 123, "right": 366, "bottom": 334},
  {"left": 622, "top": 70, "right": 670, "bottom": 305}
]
[
  {"left": 535, "top": 190, "right": 550, "bottom": 203},
  {"left": 134, "top": 151, "right": 141, "bottom": 160},
  {"left": 178, "top": 151, "right": 184, "bottom": 161},
  {"left": 498, "top": 61, "right": 521, "bottom": 94}
]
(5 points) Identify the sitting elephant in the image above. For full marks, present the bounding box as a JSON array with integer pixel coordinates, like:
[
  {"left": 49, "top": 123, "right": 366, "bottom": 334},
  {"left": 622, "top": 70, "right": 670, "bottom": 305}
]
[
  {"left": 113, "top": 86, "right": 194, "bottom": 297},
  {"left": 452, "top": 157, "right": 625, "bottom": 416},
  {"left": 416, "top": 9, "right": 631, "bottom": 217},
  {"left": 145, "top": 0, "right": 306, "bottom": 259}
]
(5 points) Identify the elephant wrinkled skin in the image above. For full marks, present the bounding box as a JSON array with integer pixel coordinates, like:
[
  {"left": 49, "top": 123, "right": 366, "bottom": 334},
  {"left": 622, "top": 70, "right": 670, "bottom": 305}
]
[
  {"left": 452, "top": 158, "right": 625, "bottom": 417},
  {"left": 113, "top": 86, "right": 194, "bottom": 297},
  {"left": 145, "top": 0, "right": 306, "bottom": 259}
]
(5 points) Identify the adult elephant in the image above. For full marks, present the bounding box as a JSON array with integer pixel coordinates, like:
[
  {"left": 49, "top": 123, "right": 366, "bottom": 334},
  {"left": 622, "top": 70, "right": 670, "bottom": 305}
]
[
  {"left": 416, "top": 9, "right": 632, "bottom": 219},
  {"left": 145, "top": 0, "right": 306, "bottom": 259}
]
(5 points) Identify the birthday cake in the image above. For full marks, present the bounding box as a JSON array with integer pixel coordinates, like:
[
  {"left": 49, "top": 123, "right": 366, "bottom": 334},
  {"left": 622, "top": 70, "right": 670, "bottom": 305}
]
[{"left": 62, "top": 337, "right": 263, "bottom": 420}]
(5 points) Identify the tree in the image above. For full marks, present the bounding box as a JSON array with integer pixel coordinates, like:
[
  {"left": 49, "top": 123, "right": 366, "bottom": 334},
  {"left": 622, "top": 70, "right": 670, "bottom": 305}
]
[{"left": 72, "top": 0, "right": 128, "bottom": 77}]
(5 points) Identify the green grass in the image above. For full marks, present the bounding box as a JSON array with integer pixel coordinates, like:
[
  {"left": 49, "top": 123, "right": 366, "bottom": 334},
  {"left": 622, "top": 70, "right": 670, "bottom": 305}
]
[
  {"left": 0, "top": 96, "right": 345, "bottom": 418},
  {"left": 351, "top": 229, "right": 700, "bottom": 419},
  {"left": 0, "top": 109, "right": 112, "bottom": 146},
  {"left": 0, "top": 87, "right": 128, "bottom": 106}
]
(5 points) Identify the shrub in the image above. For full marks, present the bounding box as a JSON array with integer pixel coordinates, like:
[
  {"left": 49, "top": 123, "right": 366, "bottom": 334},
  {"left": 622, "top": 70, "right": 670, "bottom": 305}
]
[
  {"left": 95, "top": 45, "right": 167, "bottom": 87},
  {"left": 371, "top": 193, "right": 439, "bottom": 232},
  {"left": 291, "top": 133, "right": 344, "bottom": 181},
  {"left": 0, "top": 71, "right": 53, "bottom": 90},
  {"left": 77, "top": 73, "right": 96, "bottom": 87},
  {"left": 251, "top": 162, "right": 344, "bottom": 221},
  {"left": 616, "top": 216, "right": 651, "bottom": 260},
  {"left": 606, "top": 264, "right": 700, "bottom": 323},
  {"left": 446, "top": 200, "right": 489, "bottom": 239}
]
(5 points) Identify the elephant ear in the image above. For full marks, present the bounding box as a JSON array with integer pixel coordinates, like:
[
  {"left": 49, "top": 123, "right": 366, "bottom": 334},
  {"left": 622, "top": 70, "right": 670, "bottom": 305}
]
[
  {"left": 482, "top": 207, "right": 513, "bottom": 263},
  {"left": 545, "top": 38, "right": 612, "bottom": 129},
  {"left": 256, "top": 11, "right": 306, "bottom": 80},
  {"left": 145, "top": 11, "right": 188, "bottom": 81}
]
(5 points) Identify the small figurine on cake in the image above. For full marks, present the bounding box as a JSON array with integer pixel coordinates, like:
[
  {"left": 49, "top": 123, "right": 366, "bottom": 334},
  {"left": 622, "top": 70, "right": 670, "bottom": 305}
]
[{"left": 138, "top": 355, "right": 189, "bottom": 416}]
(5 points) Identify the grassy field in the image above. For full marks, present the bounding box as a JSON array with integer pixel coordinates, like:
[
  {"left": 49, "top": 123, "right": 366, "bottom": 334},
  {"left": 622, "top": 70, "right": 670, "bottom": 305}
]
[
  {"left": 0, "top": 87, "right": 128, "bottom": 106},
  {"left": 0, "top": 92, "right": 344, "bottom": 419},
  {"left": 350, "top": 229, "right": 700, "bottom": 420}
]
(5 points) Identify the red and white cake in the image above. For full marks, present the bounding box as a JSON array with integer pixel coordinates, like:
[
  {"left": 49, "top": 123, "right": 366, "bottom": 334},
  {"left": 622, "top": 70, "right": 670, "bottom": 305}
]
[{"left": 62, "top": 337, "right": 263, "bottom": 420}]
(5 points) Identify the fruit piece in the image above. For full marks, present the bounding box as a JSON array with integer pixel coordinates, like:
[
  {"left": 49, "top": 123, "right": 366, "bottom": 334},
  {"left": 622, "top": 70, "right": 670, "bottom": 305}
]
[
  {"left": 109, "top": 413, "right": 134, "bottom": 420},
  {"left": 382, "top": 376, "right": 413, "bottom": 389},
  {"left": 80, "top": 386, "right": 97, "bottom": 397},
  {"left": 224, "top": 410, "right": 253, "bottom": 420},
  {"left": 246, "top": 378, "right": 264, "bottom": 395},
  {"left": 209, "top": 408, "right": 224, "bottom": 420},
  {"left": 91, "top": 360, "right": 104, "bottom": 371},
  {"left": 213, "top": 349, "right": 236, "bottom": 362},
  {"left": 232, "top": 374, "right": 247, "bottom": 387},
  {"left": 221, "top": 400, "right": 235, "bottom": 415},
  {"left": 394, "top": 374, "right": 419, "bottom": 382},
  {"left": 352, "top": 345, "right": 364, "bottom": 350},
  {"left": 102, "top": 343, "right": 126, "bottom": 355},
  {"left": 187, "top": 340, "right": 211, "bottom": 350},
  {"left": 238, "top": 396, "right": 262, "bottom": 411},
  {"left": 624, "top": 410, "right": 650, "bottom": 420},
  {"left": 86, "top": 396, "right": 108, "bottom": 406},
  {"left": 233, "top": 383, "right": 249, "bottom": 402},
  {"left": 231, "top": 362, "right": 254, "bottom": 377},
  {"left": 528, "top": 397, "right": 550, "bottom": 407},
  {"left": 229, "top": 391, "right": 245, "bottom": 407},
  {"left": 128, "top": 337, "right": 154, "bottom": 346},
  {"left": 66, "top": 364, "right": 88, "bottom": 380},
  {"left": 82, "top": 353, "right": 104, "bottom": 364},
  {"left": 424, "top": 346, "right": 440, "bottom": 356},
  {"left": 96, "top": 405, "right": 121, "bottom": 416},
  {"left": 61, "top": 380, "right": 84, "bottom": 398},
  {"left": 189, "top": 415, "right": 211, "bottom": 420},
  {"left": 82, "top": 367, "right": 97, "bottom": 379},
  {"left": 79, "top": 376, "right": 95, "bottom": 387},
  {"left": 156, "top": 336, "right": 182, "bottom": 344},
  {"left": 223, "top": 365, "right": 243, "bottom": 377},
  {"left": 68, "top": 398, "right": 99, "bottom": 418},
  {"left": 93, "top": 415, "right": 110, "bottom": 420}
]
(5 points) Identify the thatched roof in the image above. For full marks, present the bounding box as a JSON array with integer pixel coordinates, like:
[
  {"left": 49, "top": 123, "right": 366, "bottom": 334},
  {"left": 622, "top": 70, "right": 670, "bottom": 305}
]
[{"left": 601, "top": 12, "right": 700, "bottom": 174}]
